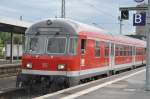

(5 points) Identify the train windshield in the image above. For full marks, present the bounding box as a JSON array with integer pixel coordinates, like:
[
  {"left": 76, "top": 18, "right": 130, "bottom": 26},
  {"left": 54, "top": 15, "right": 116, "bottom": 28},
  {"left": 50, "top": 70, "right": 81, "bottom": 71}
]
[
  {"left": 25, "top": 36, "right": 77, "bottom": 55},
  {"left": 47, "top": 37, "right": 66, "bottom": 54},
  {"left": 25, "top": 36, "right": 45, "bottom": 54}
]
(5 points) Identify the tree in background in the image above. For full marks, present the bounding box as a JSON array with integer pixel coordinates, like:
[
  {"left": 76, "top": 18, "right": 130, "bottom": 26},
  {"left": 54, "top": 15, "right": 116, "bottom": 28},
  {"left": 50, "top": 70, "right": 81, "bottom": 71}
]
[
  {"left": 0, "top": 32, "right": 10, "bottom": 46},
  {"left": 0, "top": 32, "right": 22, "bottom": 59},
  {"left": 0, "top": 32, "right": 22, "bottom": 45},
  {"left": 13, "top": 34, "right": 22, "bottom": 44}
]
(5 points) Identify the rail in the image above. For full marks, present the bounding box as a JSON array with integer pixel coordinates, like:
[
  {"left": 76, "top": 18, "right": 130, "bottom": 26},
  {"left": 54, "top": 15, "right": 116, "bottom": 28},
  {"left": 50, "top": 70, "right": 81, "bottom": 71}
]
[{"left": 0, "top": 88, "right": 26, "bottom": 99}]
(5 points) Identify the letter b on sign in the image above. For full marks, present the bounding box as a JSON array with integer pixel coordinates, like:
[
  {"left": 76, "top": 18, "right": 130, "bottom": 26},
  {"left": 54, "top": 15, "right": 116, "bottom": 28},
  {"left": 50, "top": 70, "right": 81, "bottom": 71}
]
[
  {"left": 135, "top": 14, "right": 142, "bottom": 24},
  {"left": 133, "top": 13, "right": 146, "bottom": 26}
]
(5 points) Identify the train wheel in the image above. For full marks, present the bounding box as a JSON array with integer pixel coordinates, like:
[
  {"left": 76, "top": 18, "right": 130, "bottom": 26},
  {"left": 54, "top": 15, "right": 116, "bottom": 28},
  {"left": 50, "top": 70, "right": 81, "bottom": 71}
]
[
  {"left": 16, "top": 77, "right": 25, "bottom": 88},
  {"left": 51, "top": 80, "right": 65, "bottom": 92},
  {"left": 112, "top": 70, "right": 118, "bottom": 75},
  {"left": 107, "top": 71, "right": 113, "bottom": 76},
  {"left": 50, "top": 82, "right": 62, "bottom": 92},
  {"left": 132, "top": 65, "right": 136, "bottom": 69},
  {"left": 16, "top": 81, "right": 24, "bottom": 88}
]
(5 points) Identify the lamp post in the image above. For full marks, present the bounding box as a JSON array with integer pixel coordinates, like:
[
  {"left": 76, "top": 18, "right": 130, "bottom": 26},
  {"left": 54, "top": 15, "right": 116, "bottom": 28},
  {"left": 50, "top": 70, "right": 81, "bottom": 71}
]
[
  {"left": 118, "top": 16, "right": 123, "bottom": 35},
  {"left": 61, "top": 0, "right": 65, "bottom": 18}
]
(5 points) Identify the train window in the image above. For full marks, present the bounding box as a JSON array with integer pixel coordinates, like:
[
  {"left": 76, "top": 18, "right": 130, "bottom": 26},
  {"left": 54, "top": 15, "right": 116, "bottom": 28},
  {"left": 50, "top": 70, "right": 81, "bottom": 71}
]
[
  {"left": 47, "top": 37, "right": 66, "bottom": 54},
  {"left": 28, "top": 37, "right": 38, "bottom": 52},
  {"left": 95, "top": 41, "right": 100, "bottom": 57},
  {"left": 25, "top": 36, "right": 46, "bottom": 54},
  {"left": 81, "top": 39, "right": 86, "bottom": 54},
  {"left": 128, "top": 46, "right": 130, "bottom": 54},
  {"left": 27, "top": 37, "right": 40, "bottom": 53},
  {"left": 115, "top": 49, "right": 119, "bottom": 56},
  {"left": 125, "top": 46, "right": 128, "bottom": 56},
  {"left": 105, "top": 43, "right": 109, "bottom": 57},
  {"left": 69, "top": 38, "right": 77, "bottom": 55},
  {"left": 136, "top": 48, "right": 138, "bottom": 55},
  {"left": 115, "top": 44, "right": 119, "bottom": 56},
  {"left": 126, "top": 46, "right": 129, "bottom": 56},
  {"left": 136, "top": 48, "right": 140, "bottom": 55},
  {"left": 111, "top": 43, "right": 114, "bottom": 56},
  {"left": 129, "top": 46, "right": 132, "bottom": 56},
  {"left": 128, "top": 47, "right": 129, "bottom": 56},
  {"left": 127, "top": 46, "right": 129, "bottom": 56},
  {"left": 141, "top": 49, "right": 143, "bottom": 55},
  {"left": 140, "top": 49, "right": 143, "bottom": 55},
  {"left": 124, "top": 50, "right": 126, "bottom": 56},
  {"left": 120, "top": 46, "right": 123, "bottom": 56},
  {"left": 124, "top": 46, "right": 126, "bottom": 56},
  {"left": 133, "top": 47, "right": 136, "bottom": 55},
  {"left": 142, "top": 49, "right": 144, "bottom": 55},
  {"left": 138, "top": 48, "right": 140, "bottom": 55},
  {"left": 139, "top": 49, "right": 142, "bottom": 55}
]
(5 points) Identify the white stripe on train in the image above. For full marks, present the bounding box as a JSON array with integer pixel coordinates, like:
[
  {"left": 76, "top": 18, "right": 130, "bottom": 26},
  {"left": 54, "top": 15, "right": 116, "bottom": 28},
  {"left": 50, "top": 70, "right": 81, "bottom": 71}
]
[{"left": 22, "top": 61, "right": 143, "bottom": 77}]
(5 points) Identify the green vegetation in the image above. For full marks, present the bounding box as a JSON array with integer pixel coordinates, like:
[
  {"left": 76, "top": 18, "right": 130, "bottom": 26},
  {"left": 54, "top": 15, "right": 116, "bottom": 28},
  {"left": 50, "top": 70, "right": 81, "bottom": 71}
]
[
  {"left": 0, "top": 45, "right": 3, "bottom": 58},
  {"left": 0, "top": 32, "right": 23, "bottom": 59}
]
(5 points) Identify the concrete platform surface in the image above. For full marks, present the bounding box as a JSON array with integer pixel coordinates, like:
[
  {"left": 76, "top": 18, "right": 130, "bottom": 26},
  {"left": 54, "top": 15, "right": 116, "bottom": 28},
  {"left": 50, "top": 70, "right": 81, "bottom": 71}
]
[
  {"left": 74, "top": 70, "right": 150, "bottom": 99},
  {"left": 0, "top": 76, "right": 16, "bottom": 91},
  {"left": 0, "top": 59, "right": 21, "bottom": 65},
  {"left": 0, "top": 63, "right": 21, "bottom": 68},
  {"left": 36, "top": 67, "right": 150, "bottom": 99}
]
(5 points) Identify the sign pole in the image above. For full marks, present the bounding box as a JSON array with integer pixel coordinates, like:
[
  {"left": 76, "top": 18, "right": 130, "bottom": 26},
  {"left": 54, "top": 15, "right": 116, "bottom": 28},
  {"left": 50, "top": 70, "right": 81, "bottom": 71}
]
[{"left": 146, "top": 0, "right": 150, "bottom": 91}]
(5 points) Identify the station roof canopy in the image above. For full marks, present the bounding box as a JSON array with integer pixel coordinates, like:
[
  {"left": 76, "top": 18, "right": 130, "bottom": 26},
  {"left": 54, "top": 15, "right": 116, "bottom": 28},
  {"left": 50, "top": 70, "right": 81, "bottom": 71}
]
[{"left": 0, "top": 17, "right": 32, "bottom": 34}]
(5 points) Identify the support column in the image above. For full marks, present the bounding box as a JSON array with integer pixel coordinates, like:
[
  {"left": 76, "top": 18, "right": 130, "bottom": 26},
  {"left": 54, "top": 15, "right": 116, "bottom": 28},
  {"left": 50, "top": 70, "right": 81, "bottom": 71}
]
[
  {"left": 146, "top": 0, "right": 150, "bottom": 91},
  {"left": 10, "top": 32, "right": 13, "bottom": 63}
]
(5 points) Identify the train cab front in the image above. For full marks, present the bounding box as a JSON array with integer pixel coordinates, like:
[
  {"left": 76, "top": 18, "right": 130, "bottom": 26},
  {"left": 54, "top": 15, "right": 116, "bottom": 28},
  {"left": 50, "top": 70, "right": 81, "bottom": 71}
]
[{"left": 16, "top": 20, "right": 81, "bottom": 91}]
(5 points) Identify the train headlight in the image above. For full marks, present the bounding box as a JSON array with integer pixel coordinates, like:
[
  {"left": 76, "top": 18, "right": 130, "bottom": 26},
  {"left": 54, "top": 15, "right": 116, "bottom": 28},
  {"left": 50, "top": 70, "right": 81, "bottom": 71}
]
[
  {"left": 26, "top": 63, "right": 32, "bottom": 69},
  {"left": 57, "top": 64, "right": 65, "bottom": 70}
]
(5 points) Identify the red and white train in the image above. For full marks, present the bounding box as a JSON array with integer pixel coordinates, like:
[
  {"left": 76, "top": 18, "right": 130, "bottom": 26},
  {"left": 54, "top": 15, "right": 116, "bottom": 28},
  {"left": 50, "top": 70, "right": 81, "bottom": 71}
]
[{"left": 17, "top": 18, "right": 146, "bottom": 91}]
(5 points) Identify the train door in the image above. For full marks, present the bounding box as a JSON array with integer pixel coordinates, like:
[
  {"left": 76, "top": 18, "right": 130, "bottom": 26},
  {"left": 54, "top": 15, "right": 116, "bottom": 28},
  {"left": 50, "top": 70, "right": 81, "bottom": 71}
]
[
  {"left": 109, "top": 43, "right": 114, "bottom": 70},
  {"left": 80, "top": 39, "right": 86, "bottom": 68},
  {"left": 133, "top": 46, "right": 136, "bottom": 66}
]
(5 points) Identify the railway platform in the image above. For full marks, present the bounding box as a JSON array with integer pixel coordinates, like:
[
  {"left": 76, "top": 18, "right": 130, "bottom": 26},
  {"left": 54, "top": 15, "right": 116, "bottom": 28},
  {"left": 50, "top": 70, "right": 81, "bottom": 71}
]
[
  {"left": 0, "top": 63, "right": 20, "bottom": 68},
  {"left": 0, "top": 76, "right": 16, "bottom": 91},
  {"left": 35, "top": 67, "right": 150, "bottom": 99},
  {"left": 0, "top": 62, "right": 21, "bottom": 78},
  {"left": 0, "top": 59, "right": 21, "bottom": 65},
  {"left": 69, "top": 68, "right": 148, "bottom": 99}
]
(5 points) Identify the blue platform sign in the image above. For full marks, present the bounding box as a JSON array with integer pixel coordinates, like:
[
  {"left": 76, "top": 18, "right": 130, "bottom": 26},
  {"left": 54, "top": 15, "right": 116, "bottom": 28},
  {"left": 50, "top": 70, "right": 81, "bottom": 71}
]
[{"left": 133, "top": 13, "right": 146, "bottom": 26}]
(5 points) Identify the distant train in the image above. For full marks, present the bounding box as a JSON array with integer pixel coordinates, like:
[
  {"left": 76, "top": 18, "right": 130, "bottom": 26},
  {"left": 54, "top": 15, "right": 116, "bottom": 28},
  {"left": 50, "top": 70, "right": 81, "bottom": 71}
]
[{"left": 16, "top": 18, "right": 146, "bottom": 92}]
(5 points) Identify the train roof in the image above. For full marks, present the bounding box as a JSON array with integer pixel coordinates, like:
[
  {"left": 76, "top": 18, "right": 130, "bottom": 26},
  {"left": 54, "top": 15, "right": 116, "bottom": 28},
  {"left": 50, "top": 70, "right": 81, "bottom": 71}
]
[
  {"left": 26, "top": 18, "right": 146, "bottom": 47},
  {"left": 113, "top": 35, "right": 146, "bottom": 47},
  {"left": 25, "top": 18, "right": 108, "bottom": 35}
]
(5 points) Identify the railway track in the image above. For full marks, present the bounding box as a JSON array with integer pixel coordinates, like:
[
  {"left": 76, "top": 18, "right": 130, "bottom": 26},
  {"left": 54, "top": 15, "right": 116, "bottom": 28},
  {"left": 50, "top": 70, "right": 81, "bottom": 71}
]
[
  {"left": 0, "top": 64, "right": 21, "bottom": 78},
  {"left": 0, "top": 65, "right": 145, "bottom": 99},
  {"left": 0, "top": 87, "right": 47, "bottom": 99},
  {"left": 0, "top": 88, "right": 27, "bottom": 99}
]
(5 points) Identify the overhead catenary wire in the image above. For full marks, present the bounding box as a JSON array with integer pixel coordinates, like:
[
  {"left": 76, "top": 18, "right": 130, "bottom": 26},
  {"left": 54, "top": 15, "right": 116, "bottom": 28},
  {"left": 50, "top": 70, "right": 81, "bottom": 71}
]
[{"left": 81, "top": 1, "right": 117, "bottom": 21}]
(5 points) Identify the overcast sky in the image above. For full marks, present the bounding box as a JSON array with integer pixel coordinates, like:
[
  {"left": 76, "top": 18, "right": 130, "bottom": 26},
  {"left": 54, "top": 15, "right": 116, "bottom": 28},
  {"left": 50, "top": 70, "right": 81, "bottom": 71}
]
[{"left": 0, "top": 0, "right": 148, "bottom": 35}]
